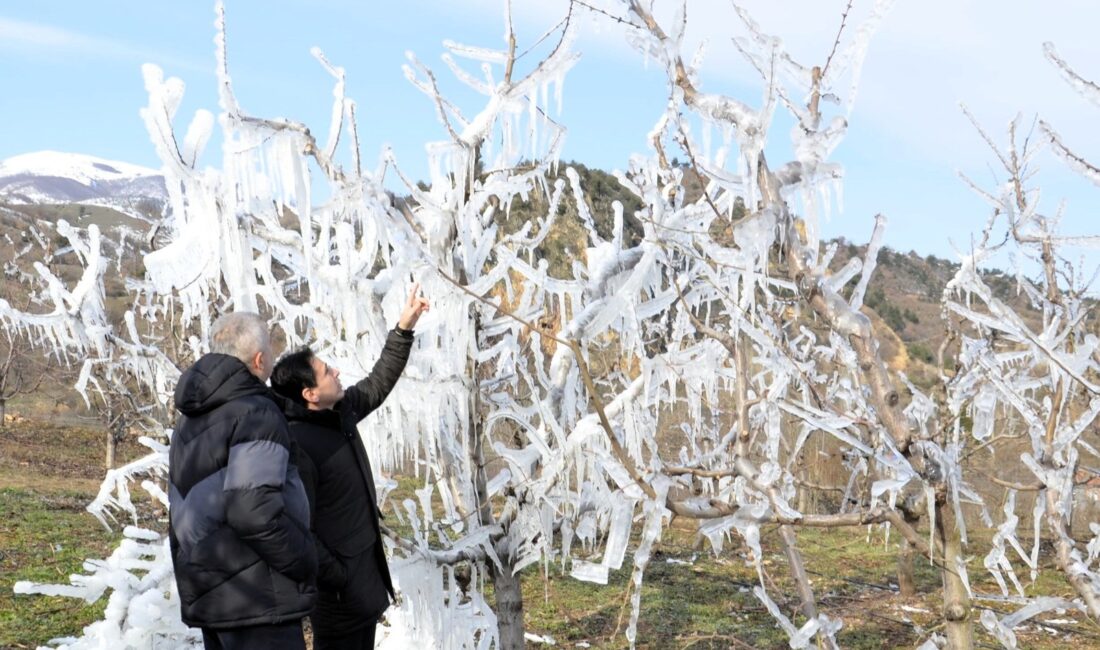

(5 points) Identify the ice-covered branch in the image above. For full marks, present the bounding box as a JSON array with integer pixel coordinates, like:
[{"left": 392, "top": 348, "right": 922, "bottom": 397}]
[
  {"left": 1040, "top": 120, "right": 1100, "bottom": 187},
  {"left": 1044, "top": 42, "right": 1100, "bottom": 109}
]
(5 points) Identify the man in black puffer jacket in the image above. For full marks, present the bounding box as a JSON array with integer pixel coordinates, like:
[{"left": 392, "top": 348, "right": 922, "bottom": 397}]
[
  {"left": 271, "top": 284, "right": 429, "bottom": 650},
  {"left": 169, "top": 312, "right": 317, "bottom": 650}
]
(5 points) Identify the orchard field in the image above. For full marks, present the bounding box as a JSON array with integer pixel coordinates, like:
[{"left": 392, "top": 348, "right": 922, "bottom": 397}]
[
  {"left": 2, "top": 413, "right": 1095, "bottom": 650},
  {"left": 3, "top": 1, "right": 1100, "bottom": 649}
]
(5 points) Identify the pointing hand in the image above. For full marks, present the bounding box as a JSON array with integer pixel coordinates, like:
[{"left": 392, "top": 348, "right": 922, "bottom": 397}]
[{"left": 398, "top": 282, "right": 430, "bottom": 331}]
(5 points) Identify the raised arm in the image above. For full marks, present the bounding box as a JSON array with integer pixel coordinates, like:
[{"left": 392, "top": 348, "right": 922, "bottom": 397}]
[{"left": 340, "top": 283, "right": 429, "bottom": 421}]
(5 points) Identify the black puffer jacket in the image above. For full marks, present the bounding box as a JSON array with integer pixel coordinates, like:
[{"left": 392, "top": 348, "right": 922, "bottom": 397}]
[
  {"left": 286, "top": 329, "right": 412, "bottom": 634},
  {"left": 168, "top": 353, "right": 317, "bottom": 629}
]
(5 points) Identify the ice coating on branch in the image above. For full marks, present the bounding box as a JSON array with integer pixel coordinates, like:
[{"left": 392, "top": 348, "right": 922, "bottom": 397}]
[
  {"left": 1044, "top": 43, "right": 1100, "bottom": 110},
  {"left": 824, "top": 257, "right": 861, "bottom": 294},
  {"left": 754, "top": 585, "right": 842, "bottom": 649},
  {"left": 916, "top": 634, "right": 947, "bottom": 650},
  {"left": 849, "top": 214, "right": 886, "bottom": 309},
  {"left": 312, "top": 47, "right": 348, "bottom": 162},
  {"left": 1039, "top": 120, "right": 1100, "bottom": 187},
  {"left": 623, "top": 479, "right": 671, "bottom": 648},
  {"left": 979, "top": 597, "right": 1085, "bottom": 649},
  {"left": 7, "top": 434, "right": 182, "bottom": 648},
  {"left": 829, "top": 0, "right": 898, "bottom": 116},
  {"left": 692, "top": 93, "right": 760, "bottom": 136},
  {"left": 985, "top": 491, "right": 1030, "bottom": 597},
  {"left": 378, "top": 558, "right": 499, "bottom": 649},
  {"left": 443, "top": 40, "right": 510, "bottom": 65},
  {"left": 87, "top": 438, "right": 170, "bottom": 529},
  {"left": 14, "top": 525, "right": 195, "bottom": 649},
  {"left": 181, "top": 109, "right": 214, "bottom": 168},
  {"left": 940, "top": 53, "right": 1100, "bottom": 626},
  {"left": 0, "top": 222, "right": 108, "bottom": 360}
]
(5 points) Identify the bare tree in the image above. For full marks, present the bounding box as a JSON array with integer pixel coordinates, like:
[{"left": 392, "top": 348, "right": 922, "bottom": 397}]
[{"left": 0, "top": 334, "right": 51, "bottom": 428}]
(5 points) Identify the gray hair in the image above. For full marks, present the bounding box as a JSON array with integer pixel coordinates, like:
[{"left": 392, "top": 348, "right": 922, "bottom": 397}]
[{"left": 209, "top": 312, "right": 270, "bottom": 365}]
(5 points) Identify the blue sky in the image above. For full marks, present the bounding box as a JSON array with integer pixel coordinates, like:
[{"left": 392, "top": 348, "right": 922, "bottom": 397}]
[{"left": 1, "top": 1, "right": 1098, "bottom": 262}]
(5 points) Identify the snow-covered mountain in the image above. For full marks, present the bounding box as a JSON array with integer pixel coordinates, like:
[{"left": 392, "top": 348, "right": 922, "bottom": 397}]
[{"left": 0, "top": 151, "right": 167, "bottom": 214}]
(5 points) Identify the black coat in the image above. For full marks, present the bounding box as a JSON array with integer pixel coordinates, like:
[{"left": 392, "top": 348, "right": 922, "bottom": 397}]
[
  {"left": 286, "top": 329, "right": 412, "bottom": 634},
  {"left": 168, "top": 353, "right": 318, "bottom": 629}
]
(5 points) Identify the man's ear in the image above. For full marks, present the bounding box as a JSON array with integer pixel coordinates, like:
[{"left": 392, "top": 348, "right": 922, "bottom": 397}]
[
  {"left": 301, "top": 386, "right": 316, "bottom": 406},
  {"left": 251, "top": 350, "right": 265, "bottom": 373}
]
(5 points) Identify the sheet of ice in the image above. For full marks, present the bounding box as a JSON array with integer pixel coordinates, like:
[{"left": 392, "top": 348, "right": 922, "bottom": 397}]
[{"left": 979, "top": 596, "right": 1085, "bottom": 649}]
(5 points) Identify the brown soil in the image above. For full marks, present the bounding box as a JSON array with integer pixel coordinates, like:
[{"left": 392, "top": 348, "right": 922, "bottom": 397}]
[{"left": 0, "top": 415, "right": 147, "bottom": 493}]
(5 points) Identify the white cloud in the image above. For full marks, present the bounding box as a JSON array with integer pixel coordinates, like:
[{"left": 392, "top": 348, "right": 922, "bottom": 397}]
[
  {"left": 0, "top": 16, "right": 134, "bottom": 56},
  {"left": 0, "top": 16, "right": 204, "bottom": 72}
]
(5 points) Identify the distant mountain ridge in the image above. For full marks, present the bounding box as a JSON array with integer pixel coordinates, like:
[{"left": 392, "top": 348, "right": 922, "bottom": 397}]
[{"left": 0, "top": 151, "right": 166, "bottom": 216}]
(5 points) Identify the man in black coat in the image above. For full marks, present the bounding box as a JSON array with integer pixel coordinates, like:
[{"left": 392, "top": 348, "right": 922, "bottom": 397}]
[
  {"left": 169, "top": 312, "right": 318, "bottom": 650},
  {"left": 271, "top": 284, "right": 429, "bottom": 650}
]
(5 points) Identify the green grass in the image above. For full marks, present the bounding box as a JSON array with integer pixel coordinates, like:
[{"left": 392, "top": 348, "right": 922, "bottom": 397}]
[
  {"left": 3, "top": 422, "right": 1099, "bottom": 650},
  {"left": 509, "top": 523, "right": 1099, "bottom": 649},
  {"left": 0, "top": 488, "right": 123, "bottom": 649},
  {"left": 383, "top": 469, "right": 1096, "bottom": 649}
]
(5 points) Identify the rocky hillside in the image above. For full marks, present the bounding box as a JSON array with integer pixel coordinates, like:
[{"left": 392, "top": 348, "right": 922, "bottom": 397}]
[
  {"left": 1, "top": 202, "right": 148, "bottom": 318},
  {"left": 826, "top": 239, "right": 1070, "bottom": 388},
  {"left": 0, "top": 151, "right": 164, "bottom": 329}
]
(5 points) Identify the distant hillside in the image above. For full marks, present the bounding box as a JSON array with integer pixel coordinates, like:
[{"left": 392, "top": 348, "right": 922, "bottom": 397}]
[
  {"left": 0, "top": 151, "right": 166, "bottom": 219},
  {"left": 824, "top": 239, "right": 1086, "bottom": 387},
  {"left": 0, "top": 202, "right": 148, "bottom": 392}
]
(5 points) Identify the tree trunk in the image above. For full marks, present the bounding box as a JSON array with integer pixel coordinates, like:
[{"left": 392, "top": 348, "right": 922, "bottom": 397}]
[
  {"left": 466, "top": 310, "right": 527, "bottom": 647},
  {"left": 897, "top": 536, "right": 916, "bottom": 598},
  {"left": 1046, "top": 484, "right": 1100, "bottom": 617},
  {"left": 106, "top": 431, "right": 117, "bottom": 469},
  {"left": 0, "top": 398, "right": 6, "bottom": 430},
  {"left": 779, "top": 525, "right": 817, "bottom": 621},
  {"left": 897, "top": 506, "right": 920, "bottom": 598},
  {"left": 797, "top": 462, "right": 816, "bottom": 515},
  {"left": 937, "top": 503, "right": 973, "bottom": 650},
  {"left": 490, "top": 554, "right": 525, "bottom": 650},
  {"left": 106, "top": 423, "right": 126, "bottom": 469}
]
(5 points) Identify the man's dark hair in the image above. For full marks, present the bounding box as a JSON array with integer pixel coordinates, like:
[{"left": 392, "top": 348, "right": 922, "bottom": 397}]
[{"left": 270, "top": 347, "right": 317, "bottom": 406}]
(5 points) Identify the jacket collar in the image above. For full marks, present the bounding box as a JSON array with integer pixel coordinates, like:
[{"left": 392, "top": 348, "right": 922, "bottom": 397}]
[{"left": 282, "top": 398, "right": 344, "bottom": 430}]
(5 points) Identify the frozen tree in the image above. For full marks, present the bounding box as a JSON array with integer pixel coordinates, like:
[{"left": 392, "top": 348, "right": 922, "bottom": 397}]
[
  {"left": 0, "top": 327, "right": 53, "bottom": 428},
  {"left": 591, "top": 2, "right": 1100, "bottom": 649},
  {"left": 0, "top": 213, "right": 180, "bottom": 461},
  {"left": 1, "top": 219, "right": 188, "bottom": 646},
  {"left": 16, "top": 1, "right": 588, "bottom": 647},
  {"left": 9, "top": 1, "right": 1100, "bottom": 650},
  {"left": 956, "top": 45, "right": 1100, "bottom": 644}
]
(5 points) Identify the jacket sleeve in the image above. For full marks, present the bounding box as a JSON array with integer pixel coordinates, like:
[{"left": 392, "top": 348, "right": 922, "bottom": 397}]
[
  {"left": 339, "top": 329, "right": 413, "bottom": 422},
  {"left": 223, "top": 405, "right": 318, "bottom": 583},
  {"left": 296, "top": 446, "right": 349, "bottom": 591}
]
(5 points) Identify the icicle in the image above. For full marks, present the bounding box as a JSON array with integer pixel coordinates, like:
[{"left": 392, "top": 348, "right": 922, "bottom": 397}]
[{"left": 849, "top": 214, "right": 886, "bottom": 309}]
